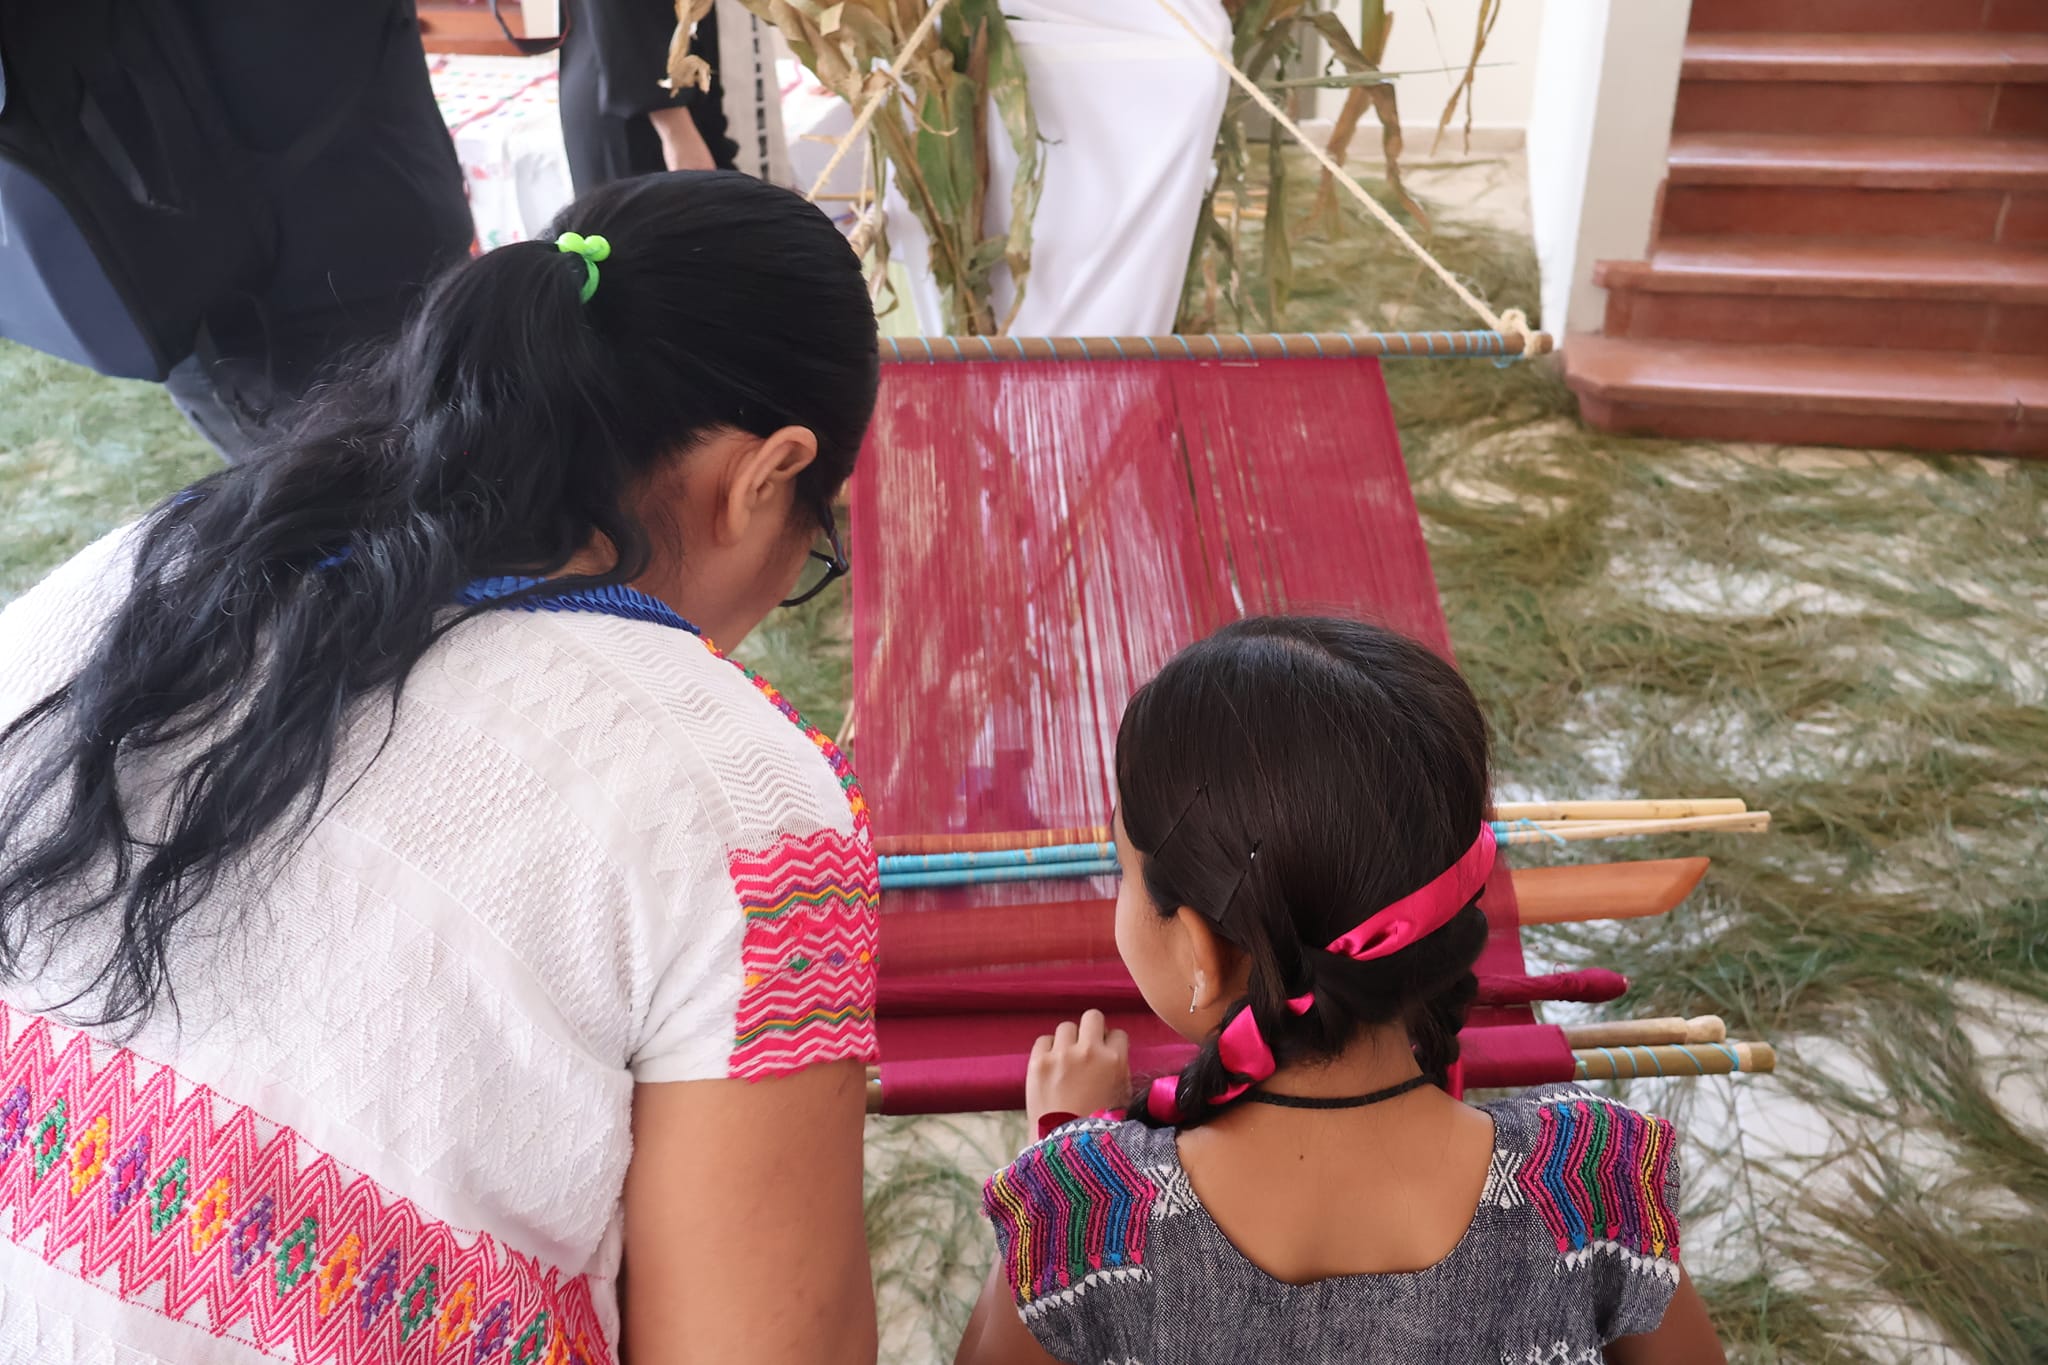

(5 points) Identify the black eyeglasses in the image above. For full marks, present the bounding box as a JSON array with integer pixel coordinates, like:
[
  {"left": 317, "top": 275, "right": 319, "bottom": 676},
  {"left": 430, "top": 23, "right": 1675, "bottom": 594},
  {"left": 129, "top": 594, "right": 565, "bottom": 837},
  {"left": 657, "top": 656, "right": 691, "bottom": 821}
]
[{"left": 781, "top": 501, "right": 849, "bottom": 607}]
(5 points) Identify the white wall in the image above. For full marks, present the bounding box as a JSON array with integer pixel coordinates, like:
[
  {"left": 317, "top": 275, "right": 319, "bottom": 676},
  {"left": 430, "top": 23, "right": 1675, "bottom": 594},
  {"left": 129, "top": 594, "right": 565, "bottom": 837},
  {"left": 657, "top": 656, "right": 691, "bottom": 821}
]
[
  {"left": 1526, "top": 0, "right": 1610, "bottom": 332},
  {"left": 1317, "top": 0, "right": 1546, "bottom": 148},
  {"left": 1525, "top": 0, "right": 1691, "bottom": 335}
]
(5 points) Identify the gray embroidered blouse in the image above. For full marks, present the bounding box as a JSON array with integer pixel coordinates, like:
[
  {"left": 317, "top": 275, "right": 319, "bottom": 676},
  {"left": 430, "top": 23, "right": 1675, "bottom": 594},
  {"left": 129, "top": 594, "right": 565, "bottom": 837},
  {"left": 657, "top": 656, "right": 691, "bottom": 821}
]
[{"left": 981, "top": 1084, "right": 1683, "bottom": 1365}]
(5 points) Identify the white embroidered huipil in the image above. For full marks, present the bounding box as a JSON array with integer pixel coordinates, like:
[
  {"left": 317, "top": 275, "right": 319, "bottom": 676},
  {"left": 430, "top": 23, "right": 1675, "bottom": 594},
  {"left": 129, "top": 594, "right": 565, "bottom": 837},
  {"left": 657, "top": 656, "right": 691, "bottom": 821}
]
[{"left": 0, "top": 527, "right": 878, "bottom": 1364}]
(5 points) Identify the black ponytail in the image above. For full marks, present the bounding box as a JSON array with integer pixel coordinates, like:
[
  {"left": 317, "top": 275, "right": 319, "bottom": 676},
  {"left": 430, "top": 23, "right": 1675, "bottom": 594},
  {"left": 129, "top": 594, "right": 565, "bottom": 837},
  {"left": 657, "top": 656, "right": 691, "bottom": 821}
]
[
  {"left": 0, "top": 171, "right": 879, "bottom": 1030},
  {"left": 1115, "top": 617, "right": 1493, "bottom": 1128}
]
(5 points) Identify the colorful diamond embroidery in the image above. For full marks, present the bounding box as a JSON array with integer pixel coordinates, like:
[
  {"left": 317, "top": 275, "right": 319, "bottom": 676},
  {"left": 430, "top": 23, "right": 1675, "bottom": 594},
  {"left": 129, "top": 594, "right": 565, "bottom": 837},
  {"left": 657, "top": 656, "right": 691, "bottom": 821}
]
[{"left": 0, "top": 1004, "right": 613, "bottom": 1365}]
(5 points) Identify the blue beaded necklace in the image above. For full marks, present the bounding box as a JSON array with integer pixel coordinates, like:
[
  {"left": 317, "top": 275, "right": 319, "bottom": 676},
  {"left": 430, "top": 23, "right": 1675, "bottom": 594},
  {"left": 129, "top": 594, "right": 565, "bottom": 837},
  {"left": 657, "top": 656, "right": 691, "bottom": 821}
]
[{"left": 458, "top": 576, "right": 700, "bottom": 635}]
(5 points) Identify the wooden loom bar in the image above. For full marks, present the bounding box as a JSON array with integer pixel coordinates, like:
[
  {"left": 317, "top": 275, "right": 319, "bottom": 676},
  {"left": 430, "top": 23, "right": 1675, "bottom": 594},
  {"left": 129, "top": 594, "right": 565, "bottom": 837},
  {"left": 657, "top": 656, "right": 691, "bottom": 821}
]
[
  {"left": 1575, "top": 1041, "right": 1777, "bottom": 1081},
  {"left": 877, "top": 859, "right": 1712, "bottom": 978},
  {"left": 876, "top": 330, "right": 1554, "bottom": 364},
  {"left": 1500, "top": 812, "right": 1770, "bottom": 844},
  {"left": 1563, "top": 1016, "right": 1725, "bottom": 1049},
  {"left": 877, "top": 832, "right": 1741, "bottom": 889},
  {"left": 863, "top": 1037, "right": 1775, "bottom": 1114},
  {"left": 877, "top": 827, "right": 1112, "bottom": 856},
  {"left": 1509, "top": 858, "right": 1710, "bottom": 925},
  {"left": 1494, "top": 798, "right": 1747, "bottom": 822},
  {"left": 871, "top": 802, "right": 1751, "bottom": 855}
]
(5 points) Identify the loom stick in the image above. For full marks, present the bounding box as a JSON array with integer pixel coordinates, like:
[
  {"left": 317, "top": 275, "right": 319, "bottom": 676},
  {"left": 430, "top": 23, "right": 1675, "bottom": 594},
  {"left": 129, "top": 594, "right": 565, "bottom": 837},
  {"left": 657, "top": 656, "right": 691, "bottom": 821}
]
[
  {"left": 872, "top": 804, "right": 1752, "bottom": 858},
  {"left": 861, "top": 1038, "right": 1776, "bottom": 1114},
  {"left": 881, "top": 859, "right": 1119, "bottom": 890},
  {"left": 1512, "top": 858, "right": 1710, "bottom": 926},
  {"left": 878, "top": 825, "right": 1740, "bottom": 890},
  {"left": 1476, "top": 970, "right": 1628, "bottom": 1008},
  {"left": 877, "top": 860, "right": 1710, "bottom": 976},
  {"left": 865, "top": 1019, "right": 1577, "bottom": 1116},
  {"left": 1501, "top": 812, "right": 1770, "bottom": 845},
  {"left": 878, "top": 843, "right": 1116, "bottom": 874},
  {"left": 875, "top": 331, "right": 1548, "bottom": 364},
  {"left": 1496, "top": 798, "right": 1748, "bottom": 822},
  {"left": 1574, "top": 1041, "right": 1777, "bottom": 1081},
  {"left": 876, "top": 962, "right": 1626, "bottom": 1017},
  {"left": 874, "top": 827, "right": 1113, "bottom": 856},
  {"left": 1562, "top": 1016, "right": 1725, "bottom": 1049}
]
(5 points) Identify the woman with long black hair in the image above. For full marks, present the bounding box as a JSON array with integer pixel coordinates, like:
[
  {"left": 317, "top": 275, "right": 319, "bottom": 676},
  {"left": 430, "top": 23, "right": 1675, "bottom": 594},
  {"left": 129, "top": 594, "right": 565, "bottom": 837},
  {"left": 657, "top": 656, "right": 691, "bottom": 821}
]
[{"left": 0, "top": 172, "right": 880, "bottom": 1365}]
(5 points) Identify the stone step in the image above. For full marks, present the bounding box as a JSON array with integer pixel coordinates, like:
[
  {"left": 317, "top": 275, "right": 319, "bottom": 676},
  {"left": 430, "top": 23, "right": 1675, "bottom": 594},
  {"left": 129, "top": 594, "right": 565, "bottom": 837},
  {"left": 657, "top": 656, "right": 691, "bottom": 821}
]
[
  {"left": 1668, "top": 132, "right": 2048, "bottom": 191},
  {"left": 1688, "top": 0, "right": 2042, "bottom": 35},
  {"left": 1683, "top": 32, "right": 2048, "bottom": 83},
  {"left": 1563, "top": 336, "right": 2048, "bottom": 455},
  {"left": 1597, "top": 237, "right": 2048, "bottom": 352}
]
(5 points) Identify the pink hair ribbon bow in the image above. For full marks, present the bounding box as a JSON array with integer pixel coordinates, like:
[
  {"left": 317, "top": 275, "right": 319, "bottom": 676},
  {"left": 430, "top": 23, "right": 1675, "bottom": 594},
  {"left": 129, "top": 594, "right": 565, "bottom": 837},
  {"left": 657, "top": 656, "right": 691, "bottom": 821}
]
[{"left": 1147, "top": 825, "right": 1497, "bottom": 1121}]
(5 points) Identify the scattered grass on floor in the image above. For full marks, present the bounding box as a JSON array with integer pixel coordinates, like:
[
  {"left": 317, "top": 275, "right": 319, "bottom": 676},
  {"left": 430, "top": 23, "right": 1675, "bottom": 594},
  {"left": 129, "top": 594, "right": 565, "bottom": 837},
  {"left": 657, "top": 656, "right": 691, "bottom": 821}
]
[
  {"left": 0, "top": 343, "right": 215, "bottom": 597},
  {"left": 1272, "top": 164, "right": 2048, "bottom": 1364}
]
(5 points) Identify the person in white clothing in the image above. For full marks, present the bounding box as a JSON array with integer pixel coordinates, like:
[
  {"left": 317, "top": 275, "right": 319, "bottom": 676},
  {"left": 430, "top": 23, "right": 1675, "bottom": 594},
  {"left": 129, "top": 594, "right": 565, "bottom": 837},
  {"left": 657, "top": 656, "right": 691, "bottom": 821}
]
[{"left": 0, "top": 171, "right": 881, "bottom": 1365}]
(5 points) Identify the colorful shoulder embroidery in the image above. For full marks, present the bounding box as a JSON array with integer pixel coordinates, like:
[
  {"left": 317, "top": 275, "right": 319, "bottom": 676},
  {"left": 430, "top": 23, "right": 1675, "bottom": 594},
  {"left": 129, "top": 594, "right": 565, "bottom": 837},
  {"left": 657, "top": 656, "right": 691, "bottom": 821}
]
[
  {"left": 1500, "top": 1089, "right": 1680, "bottom": 1279},
  {"left": 983, "top": 1121, "right": 1159, "bottom": 1320},
  {"left": 0, "top": 1004, "right": 609, "bottom": 1365},
  {"left": 726, "top": 829, "right": 880, "bottom": 1079}
]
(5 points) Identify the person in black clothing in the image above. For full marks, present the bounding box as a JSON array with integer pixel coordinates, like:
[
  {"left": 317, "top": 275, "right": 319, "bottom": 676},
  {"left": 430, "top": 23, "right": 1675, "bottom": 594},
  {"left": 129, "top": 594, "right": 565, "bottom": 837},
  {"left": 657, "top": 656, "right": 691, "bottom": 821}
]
[
  {"left": 560, "top": 0, "right": 739, "bottom": 190},
  {"left": 156, "top": 0, "right": 473, "bottom": 461}
]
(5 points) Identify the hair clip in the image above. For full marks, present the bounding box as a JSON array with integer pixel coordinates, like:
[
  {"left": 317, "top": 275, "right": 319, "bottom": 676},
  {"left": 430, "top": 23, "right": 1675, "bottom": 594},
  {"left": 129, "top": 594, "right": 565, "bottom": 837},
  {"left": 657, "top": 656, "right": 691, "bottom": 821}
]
[
  {"left": 555, "top": 231, "right": 611, "bottom": 304},
  {"left": 1214, "top": 838, "right": 1262, "bottom": 922},
  {"left": 1153, "top": 781, "right": 1208, "bottom": 852}
]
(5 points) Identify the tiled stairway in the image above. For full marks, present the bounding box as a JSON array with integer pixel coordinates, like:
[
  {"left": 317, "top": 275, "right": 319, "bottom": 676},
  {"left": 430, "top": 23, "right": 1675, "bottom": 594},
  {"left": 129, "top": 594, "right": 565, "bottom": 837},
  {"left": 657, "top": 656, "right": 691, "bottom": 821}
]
[
  {"left": 1565, "top": 0, "right": 2048, "bottom": 456},
  {"left": 417, "top": 2, "right": 528, "bottom": 56}
]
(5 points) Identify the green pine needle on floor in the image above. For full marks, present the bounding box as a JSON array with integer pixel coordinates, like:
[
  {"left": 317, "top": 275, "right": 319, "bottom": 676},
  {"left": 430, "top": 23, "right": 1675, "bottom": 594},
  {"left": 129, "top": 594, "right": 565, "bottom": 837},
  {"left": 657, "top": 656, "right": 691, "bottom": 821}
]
[
  {"left": 3, "top": 156, "right": 2044, "bottom": 1362},
  {"left": 0, "top": 344, "right": 216, "bottom": 598}
]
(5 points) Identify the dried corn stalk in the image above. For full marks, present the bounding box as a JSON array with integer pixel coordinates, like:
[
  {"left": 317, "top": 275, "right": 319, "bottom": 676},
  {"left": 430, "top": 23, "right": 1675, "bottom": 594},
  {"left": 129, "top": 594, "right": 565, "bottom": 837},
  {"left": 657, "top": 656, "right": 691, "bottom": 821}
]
[
  {"left": 1177, "top": 0, "right": 1495, "bottom": 333},
  {"left": 744, "top": 0, "right": 1041, "bottom": 335},
  {"left": 665, "top": 0, "right": 717, "bottom": 93}
]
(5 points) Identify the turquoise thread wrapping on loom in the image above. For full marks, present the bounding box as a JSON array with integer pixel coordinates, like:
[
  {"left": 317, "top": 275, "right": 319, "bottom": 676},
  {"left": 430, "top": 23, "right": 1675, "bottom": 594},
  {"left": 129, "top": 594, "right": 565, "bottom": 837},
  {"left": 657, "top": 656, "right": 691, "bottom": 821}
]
[
  {"left": 882, "top": 860, "right": 1120, "bottom": 890},
  {"left": 877, "top": 819, "right": 1576, "bottom": 889},
  {"left": 879, "top": 843, "right": 1116, "bottom": 875}
]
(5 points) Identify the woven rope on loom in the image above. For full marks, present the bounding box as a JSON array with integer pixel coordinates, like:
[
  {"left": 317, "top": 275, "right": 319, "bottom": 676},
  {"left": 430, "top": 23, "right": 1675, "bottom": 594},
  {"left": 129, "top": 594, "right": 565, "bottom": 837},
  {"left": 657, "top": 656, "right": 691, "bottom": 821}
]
[
  {"left": 850, "top": 347, "right": 1574, "bottom": 1114},
  {"left": 878, "top": 331, "right": 1549, "bottom": 363}
]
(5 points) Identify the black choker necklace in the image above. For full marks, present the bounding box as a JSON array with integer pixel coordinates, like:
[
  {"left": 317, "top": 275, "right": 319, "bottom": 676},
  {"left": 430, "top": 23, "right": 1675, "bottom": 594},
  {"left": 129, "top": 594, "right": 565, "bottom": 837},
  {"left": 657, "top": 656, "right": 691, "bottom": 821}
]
[{"left": 1242, "top": 1073, "right": 1433, "bottom": 1110}]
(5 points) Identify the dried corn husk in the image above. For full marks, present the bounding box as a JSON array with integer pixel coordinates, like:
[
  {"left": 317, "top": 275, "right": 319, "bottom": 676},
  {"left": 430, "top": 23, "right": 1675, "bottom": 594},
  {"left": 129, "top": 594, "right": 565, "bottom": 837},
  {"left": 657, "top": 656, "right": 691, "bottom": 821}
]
[
  {"left": 1178, "top": 1, "right": 1496, "bottom": 331},
  {"left": 742, "top": 0, "right": 1041, "bottom": 335},
  {"left": 663, "top": 0, "right": 717, "bottom": 93}
]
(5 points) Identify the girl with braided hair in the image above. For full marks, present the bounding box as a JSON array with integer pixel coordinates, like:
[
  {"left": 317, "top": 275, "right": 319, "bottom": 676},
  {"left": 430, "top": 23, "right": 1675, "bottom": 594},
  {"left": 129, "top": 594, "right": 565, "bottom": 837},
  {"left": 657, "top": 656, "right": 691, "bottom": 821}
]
[{"left": 958, "top": 616, "right": 1723, "bottom": 1365}]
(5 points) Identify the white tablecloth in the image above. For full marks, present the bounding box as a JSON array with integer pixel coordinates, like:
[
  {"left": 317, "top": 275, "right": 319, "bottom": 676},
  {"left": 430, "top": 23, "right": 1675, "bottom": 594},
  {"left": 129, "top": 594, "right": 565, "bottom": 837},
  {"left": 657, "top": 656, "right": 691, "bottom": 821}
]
[{"left": 427, "top": 53, "right": 575, "bottom": 249}]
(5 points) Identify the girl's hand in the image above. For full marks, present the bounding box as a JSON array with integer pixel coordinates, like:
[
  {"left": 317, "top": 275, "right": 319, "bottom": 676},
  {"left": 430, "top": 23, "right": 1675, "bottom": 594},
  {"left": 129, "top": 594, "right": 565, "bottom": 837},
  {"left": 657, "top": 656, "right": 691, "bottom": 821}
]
[{"left": 1026, "top": 1009, "right": 1130, "bottom": 1123}]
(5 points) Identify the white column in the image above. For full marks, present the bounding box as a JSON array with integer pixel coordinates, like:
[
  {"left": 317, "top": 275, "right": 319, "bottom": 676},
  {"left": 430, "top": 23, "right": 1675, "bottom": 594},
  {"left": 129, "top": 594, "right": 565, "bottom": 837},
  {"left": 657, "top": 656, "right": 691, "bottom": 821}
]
[{"left": 1526, "top": 0, "right": 1691, "bottom": 336}]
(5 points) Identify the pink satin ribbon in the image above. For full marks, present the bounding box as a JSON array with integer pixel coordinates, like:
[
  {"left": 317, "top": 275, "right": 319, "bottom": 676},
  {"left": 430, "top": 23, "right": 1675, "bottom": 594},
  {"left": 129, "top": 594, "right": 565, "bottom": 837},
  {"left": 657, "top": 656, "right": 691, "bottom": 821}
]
[{"left": 1147, "top": 825, "right": 1497, "bottom": 1121}]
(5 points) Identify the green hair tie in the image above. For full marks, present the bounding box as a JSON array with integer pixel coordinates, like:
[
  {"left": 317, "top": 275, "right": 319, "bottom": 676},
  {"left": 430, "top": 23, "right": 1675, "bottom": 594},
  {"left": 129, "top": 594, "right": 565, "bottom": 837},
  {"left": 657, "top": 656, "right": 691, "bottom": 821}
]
[{"left": 554, "top": 231, "right": 611, "bottom": 304}]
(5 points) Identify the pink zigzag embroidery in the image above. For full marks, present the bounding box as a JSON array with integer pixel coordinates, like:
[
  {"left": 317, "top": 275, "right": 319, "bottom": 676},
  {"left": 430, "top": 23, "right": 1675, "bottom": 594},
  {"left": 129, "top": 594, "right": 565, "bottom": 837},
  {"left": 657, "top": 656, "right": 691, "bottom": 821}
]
[
  {"left": 0, "top": 1003, "right": 611, "bottom": 1365},
  {"left": 727, "top": 828, "right": 880, "bottom": 1080}
]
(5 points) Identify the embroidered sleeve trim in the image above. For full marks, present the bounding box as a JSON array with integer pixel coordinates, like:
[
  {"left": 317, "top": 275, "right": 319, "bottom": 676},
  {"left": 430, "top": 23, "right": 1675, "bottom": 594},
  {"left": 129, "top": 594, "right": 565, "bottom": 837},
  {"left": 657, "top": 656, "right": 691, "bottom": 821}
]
[
  {"left": 726, "top": 829, "right": 880, "bottom": 1079},
  {"left": 0, "top": 1003, "right": 611, "bottom": 1365},
  {"left": 1515, "top": 1092, "right": 1680, "bottom": 1279},
  {"left": 983, "top": 1128, "right": 1158, "bottom": 1318}
]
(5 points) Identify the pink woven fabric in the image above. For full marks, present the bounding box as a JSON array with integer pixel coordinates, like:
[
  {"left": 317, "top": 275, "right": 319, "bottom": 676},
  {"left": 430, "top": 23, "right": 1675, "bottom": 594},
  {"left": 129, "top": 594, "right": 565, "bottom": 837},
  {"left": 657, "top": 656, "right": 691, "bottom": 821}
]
[
  {"left": 728, "top": 830, "right": 882, "bottom": 1079},
  {"left": 0, "top": 1004, "right": 610, "bottom": 1364}
]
